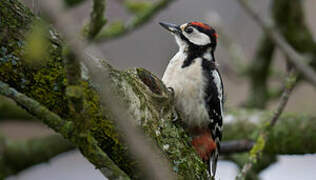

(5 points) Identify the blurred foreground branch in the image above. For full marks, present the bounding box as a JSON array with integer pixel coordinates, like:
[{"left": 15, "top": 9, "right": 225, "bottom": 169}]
[{"left": 0, "top": 134, "right": 74, "bottom": 178}]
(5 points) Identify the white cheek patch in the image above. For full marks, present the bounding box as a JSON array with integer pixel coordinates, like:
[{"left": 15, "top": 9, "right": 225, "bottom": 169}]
[{"left": 183, "top": 28, "right": 211, "bottom": 46}]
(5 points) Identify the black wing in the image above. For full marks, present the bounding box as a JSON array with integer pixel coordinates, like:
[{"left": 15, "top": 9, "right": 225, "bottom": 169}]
[{"left": 201, "top": 59, "right": 224, "bottom": 177}]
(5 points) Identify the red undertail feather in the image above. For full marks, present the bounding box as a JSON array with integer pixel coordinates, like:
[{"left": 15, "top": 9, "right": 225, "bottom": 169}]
[{"left": 191, "top": 131, "right": 216, "bottom": 161}]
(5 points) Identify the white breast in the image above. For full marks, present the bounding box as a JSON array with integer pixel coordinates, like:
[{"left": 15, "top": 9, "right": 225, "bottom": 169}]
[{"left": 162, "top": 52, "right": 210, "bottom": 127}]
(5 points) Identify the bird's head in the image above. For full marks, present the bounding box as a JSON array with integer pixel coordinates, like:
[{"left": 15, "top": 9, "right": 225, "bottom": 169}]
[{"left": 159, "top": 21, "right": 218, "bottom": 53}]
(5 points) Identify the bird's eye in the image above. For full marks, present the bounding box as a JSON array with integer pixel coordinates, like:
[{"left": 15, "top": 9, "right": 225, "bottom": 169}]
[{"left": 185, "top": 27, "right": 193, "bottom": 34}]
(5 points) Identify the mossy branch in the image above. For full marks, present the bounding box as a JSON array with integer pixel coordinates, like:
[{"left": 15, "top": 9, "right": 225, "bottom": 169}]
[
  {"left": 237, "top": 0, "right": 316, "bottom": 87},
  {"left": 95, "top": 0, "right": 175, "bottom": 41},
  {"left": 236, "top": 70, "right": 297, "bottom": 180},
  {"left": 0, "top": 80, "right": 130, "bottom": 180},
  {"left": 84, "top": 0, "right": 107, "bottom": 40},
  {"left": 0, "top": 134, "right": 74, "bottom": 178}
]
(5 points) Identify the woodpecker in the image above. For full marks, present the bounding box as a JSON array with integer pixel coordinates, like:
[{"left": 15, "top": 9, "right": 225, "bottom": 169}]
[{"left": 159, "top": 21, "right": 224, "bottom": 178}]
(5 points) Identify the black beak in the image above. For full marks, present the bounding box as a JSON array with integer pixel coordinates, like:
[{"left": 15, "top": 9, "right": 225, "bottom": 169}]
[{"left": 159, "top": 22, "right": 181, "bottom": 34}]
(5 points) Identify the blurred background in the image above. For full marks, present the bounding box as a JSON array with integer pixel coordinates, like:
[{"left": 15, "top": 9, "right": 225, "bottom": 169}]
[{"left": 1, "top": 0, "right": 315, "bottom": 179}]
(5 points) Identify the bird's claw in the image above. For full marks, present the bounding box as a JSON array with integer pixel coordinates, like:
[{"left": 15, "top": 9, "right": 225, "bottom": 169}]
[
  {"left": 167, "top": 87, "right": 180, "bottom": 123},
  {"left": 172, "top": 110, "right": 180, "bottom": 122},
  {"left": 167, "top": 87, "right": 175, "bottom": 97}
]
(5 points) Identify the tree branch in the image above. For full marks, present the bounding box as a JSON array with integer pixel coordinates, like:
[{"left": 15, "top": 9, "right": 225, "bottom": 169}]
[
  {"left": 220, "top": 140, "right": 254, "bottom": 154},
  {"left": 0, "top": 1, "right": 208, "bottom": 178},
  {"left": 0, "top": 81, "right": 74, "bottom": 137},
  {"left": 223, "top": 109, "right": 316, "bottom": 155},
  {"left": 1, "top": 1, "right": 316, "bottom": 180},
  {"left": 236, "top": 70, "right": 297, "bottom": 180},
  {"left": 95, "top": 0, "right": 175, "bottom": 41},
  {"left": 237, "top": 0, "right": 316, "bottom": 87},
  {"left": 226, "top": 153, "right": 277, "bottom": 180},
  {"left": 0, "top": 80, "right": 130, "bottom": 180},
  {"left": 41, "top": 0, "right": 176, "bottom": 179},
  {"left": 84, "top": 0, "right": 107, "bottom": 40},
  {"left": 0, "top": 134, "right": 74, "bottom": 178}
]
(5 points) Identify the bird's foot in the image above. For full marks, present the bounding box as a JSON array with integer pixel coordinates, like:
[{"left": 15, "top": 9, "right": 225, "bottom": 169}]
[
  {"left": 172, "top": 110, "right": 180, "bottom": 122},
  {"left": 167, "top": 87, "right": 175, "bottom": 98},
  {"left": 167, "top": 87, "right": 180, "bottom": 122}
]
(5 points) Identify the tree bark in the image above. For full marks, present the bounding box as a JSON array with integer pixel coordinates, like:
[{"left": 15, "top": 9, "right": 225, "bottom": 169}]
[{"left": 0, "top": 135, "right": 74, "bottom": 178}]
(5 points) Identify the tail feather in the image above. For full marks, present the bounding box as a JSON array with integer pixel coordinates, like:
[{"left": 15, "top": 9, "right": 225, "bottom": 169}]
[{"left": 209, "top": 144, "right": 219, "bottom": 179}]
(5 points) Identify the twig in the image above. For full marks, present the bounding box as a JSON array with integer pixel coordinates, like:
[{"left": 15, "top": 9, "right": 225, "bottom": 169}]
[
  {"left": 226, "top": 154, "right": 277, "bottom": 180},
  {"left": 237, "top": 0, "right": 316, "bottom": 87},
  {"left": 0, "top": 81, "right": 74, "bottom": 137},
  {"left": 41, "top": 1, "right": 175, "bottom": 179},
  {"left": 236, "top": 70, "right": 297, "bottom": 180},
  {"left": 0, "top": 80, "right": 130, "bottom": 180},
  {"left": 95, "top": 0, "right": 175, "bottom": 41},
  {"left": 85, "top": 0, "right": 107, "bottom": 39}
]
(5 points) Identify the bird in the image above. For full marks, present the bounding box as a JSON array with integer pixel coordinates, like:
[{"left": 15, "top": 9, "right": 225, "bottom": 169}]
[{"left": 159, "top": 21, "right": 224, "bottom": 178}]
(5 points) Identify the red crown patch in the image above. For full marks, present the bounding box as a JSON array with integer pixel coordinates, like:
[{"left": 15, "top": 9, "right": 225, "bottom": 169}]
[{"left": 190, "top": 22, "right": 212, "bottom": 30}]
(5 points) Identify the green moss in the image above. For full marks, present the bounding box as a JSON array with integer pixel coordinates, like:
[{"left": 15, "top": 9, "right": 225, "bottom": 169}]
[
  {"left": 0, "top": 96, "right": 34, "bottom": 120},
  {"left": 0, "top": 1, "right": 129, "bottom": 176},
  {"left": 0, "top": 2, "right": 68, "bottom": 116},
  {"left": 124, "top": 1, "right": 153, "bottom": 15},
  {"left": 96, "top": 21, "right": 125, "bottom": 39},
  {"left": 249, "top": 134, "right": 265, "bottom": 163},
  {"left": 0, "top": 135, "right": 73, "bottom": 177}
]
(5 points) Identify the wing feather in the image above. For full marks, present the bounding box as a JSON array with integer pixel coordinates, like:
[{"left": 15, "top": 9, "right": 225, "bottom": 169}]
[{"left": 202, "top": 59, "right": 224, "bottom": 178}]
